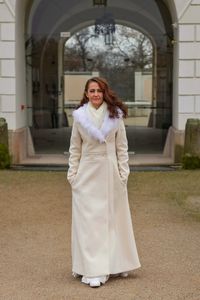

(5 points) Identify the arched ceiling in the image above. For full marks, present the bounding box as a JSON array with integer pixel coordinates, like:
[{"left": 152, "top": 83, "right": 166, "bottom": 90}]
[{"left": 24, "top": 0, "right": 174, "bottom": 47}]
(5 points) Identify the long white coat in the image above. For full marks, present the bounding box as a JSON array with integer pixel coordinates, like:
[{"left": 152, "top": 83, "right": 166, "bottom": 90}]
[{"left": 67, "top": 103, "right": 141, "bottom": 277}]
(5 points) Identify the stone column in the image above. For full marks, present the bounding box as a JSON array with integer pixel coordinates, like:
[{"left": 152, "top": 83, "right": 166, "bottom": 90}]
[
  {"left": 184, "top": 118, "right": 200, "bottom": 156},
  {"left": 0, "top": 0, "right": 16, "bottom": 128}
]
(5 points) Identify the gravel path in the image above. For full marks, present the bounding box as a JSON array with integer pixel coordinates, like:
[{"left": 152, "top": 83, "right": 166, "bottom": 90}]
[{"left": 0, "top": 170, "right": 199, "bottom": 300}]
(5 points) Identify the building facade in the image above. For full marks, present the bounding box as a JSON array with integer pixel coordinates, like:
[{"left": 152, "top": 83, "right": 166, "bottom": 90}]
[{"left": 0, "top": 0, "right": 200, "bottom": 163}]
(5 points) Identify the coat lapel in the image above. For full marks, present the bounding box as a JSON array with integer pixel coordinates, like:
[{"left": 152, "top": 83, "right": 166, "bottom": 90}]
[{"left": 73, "top": 103, "right": 121, "bottom": 143}]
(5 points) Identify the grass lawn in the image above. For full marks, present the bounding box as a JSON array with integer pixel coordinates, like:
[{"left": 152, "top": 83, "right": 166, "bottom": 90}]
[
  {"left": 128, "top": 169, "right": 200, "bottom": 221},
  {"left": 0, "top": 169, "right": 200, "bottom": 220}
]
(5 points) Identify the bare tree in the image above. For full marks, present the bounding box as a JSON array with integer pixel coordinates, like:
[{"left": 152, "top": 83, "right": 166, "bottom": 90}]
[
  {"left": 64, "top": 25, "right": 153, "bottom": 101},
  {"left": 64, "top": 28, "right": 97, "bottom": 71},
  {"left": 65, "top": 25, "right": 152, "bottom": 71},
  {"left": 113, "top": 25, "right": 153, "bottom": 70}
]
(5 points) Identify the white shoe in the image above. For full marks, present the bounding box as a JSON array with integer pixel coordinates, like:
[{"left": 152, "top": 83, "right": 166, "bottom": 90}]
[
  {"left": 72, "top": 272, "right": 81, "bottom": 278},
  {"left": 110, "top": 272, "right": 129, "bottom": 278},
  {"left": 89, "top": 278, "right": 101, "bottom": 288},
  {"left": 120, "top": 272, "right": 129, "bottom": 278},
  {"left": 82, "top": 275, "right": 109, "bottom": 288}
]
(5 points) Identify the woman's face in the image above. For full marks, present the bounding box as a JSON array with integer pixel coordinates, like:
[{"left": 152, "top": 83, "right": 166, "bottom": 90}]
[{"left": 86, "top": 81, "right": 104, "bottom": 109}]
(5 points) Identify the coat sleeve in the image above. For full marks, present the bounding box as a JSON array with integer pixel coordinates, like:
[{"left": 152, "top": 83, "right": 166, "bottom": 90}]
[
  {"left": 67, "top": 121, "right": 82, "bottom": 184},
  {"left": 115, "top": 118, "right": 130, "bottom": 184}
]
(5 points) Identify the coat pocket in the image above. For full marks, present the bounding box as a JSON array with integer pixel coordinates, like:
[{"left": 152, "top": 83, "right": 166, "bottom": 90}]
[
  {"left": 70, "top": 167, "right": 83, "bottom": 187},
  {"left": 116, "top": 167, "right": 127, "bottom": 186},
  {"left": 67, "top": 175, "right": 76, "bottom": 185},
  {"left": 67, "top": 169, "right": 79, "bottom": 186}
]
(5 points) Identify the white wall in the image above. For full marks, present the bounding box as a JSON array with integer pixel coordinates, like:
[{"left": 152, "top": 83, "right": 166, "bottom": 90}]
[
  {"left": 174, "top": 0, "right": 191, "bottom": 18},
  {"left": 176, "top": 0, "right": 200, "bottom": 129},
  {"left": 0, "top": 0, "right": 27, "bottom": 130},
  {"left": 0, "top": 0, "right": 16, "bottom": 129},
  {"left": 15, "top": 0, "right": 27, "bottom": 129},
  {"left": 172, "top": 22, "right": 179, "bottom": 130},
  {"left": 135, "top": 72, "right": 152, "bottom": 102},
  {"left": 64, "top": 72, "right": 99, "bottom": 103}
]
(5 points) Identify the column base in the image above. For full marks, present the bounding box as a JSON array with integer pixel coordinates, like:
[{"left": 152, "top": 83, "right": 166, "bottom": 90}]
[
  {"left": 8, "top": 127, "right": 35, "bottom": 164},
  {"left": 163, "top": 126, "right": 185, "bottom": 163}
]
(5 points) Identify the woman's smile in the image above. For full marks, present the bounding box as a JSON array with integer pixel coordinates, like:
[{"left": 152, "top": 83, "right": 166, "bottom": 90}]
[
  {"left": 68, "top": 77, "right": 140, "bottom": 288},
  {"left": 86, "top": 82, "right": 104, "bottom": 109}
]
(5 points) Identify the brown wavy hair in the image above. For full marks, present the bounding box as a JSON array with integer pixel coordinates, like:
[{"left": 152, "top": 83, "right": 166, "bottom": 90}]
[{"left": 77, "top": 77, "right": 127, "bottom": 118}]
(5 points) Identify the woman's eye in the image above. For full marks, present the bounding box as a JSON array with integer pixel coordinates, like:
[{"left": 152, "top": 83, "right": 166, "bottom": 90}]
[{"left": 88, "top": 89, "right": 103, "bottom": 93}]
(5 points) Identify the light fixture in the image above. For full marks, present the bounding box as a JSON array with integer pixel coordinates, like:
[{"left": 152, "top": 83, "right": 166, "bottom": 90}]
[
  {"left": 95, "top": 12, "right": 115, "bottom": 45},
  {"left": 93, "top": 0, "right": 107, "bottom": 7},
  {"left": 104, "top": 31, "right": 114, "bottom": 45}
]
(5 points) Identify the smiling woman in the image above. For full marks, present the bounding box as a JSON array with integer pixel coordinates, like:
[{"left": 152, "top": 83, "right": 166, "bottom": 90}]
[
  {"left": 67, "top": 77, "right": 141, "bottom": 287},
  {"left": 86, "top": 82, "right": 104, "bottom": 109}
]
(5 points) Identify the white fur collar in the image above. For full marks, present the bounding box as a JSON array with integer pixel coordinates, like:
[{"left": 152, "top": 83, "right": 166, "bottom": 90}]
[{"left": 73, "top": 103, "right": 122, "bottom": 143}]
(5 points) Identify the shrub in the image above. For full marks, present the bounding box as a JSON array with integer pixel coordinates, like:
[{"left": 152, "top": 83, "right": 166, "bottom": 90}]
[
  {"left": 0, "top": 143, "right": 11, "bottom": 169},
  {"left": 182, "top": 153, "right": 200, "bottom": 170}
]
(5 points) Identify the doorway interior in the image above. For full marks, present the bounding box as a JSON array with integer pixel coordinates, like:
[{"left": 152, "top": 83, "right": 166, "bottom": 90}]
[{"left": 25, "top": 0, "right": 173, "bottom": 155}]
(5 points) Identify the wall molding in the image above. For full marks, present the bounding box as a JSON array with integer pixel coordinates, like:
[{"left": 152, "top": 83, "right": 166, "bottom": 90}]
[
  {"left": 178, "top": 0, "right": 193, "bottom": 20},
  {"left": 4, "top": 0, "right": 15, "bottom": 17}
]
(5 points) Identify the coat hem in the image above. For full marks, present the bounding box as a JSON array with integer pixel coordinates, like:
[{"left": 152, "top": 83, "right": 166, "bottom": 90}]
[{"left": 72, "top": 264, "right": 141, "bottom": 277}]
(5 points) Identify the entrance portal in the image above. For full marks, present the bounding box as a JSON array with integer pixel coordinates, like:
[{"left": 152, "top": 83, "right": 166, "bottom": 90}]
[{"left": 26, "top": 0, "right": 173, "bottom": 155}]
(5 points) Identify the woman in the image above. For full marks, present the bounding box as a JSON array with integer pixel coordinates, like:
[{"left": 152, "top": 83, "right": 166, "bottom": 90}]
[{"left": 67, "top": 77, "right": 141, "bottom": 288}]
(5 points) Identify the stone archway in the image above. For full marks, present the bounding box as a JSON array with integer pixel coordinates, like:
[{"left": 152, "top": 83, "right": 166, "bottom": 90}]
[
  {"left": 24, "top": 1, "right": 174, "bottom": 154},
  {"left": 9, "top": 0, "right": 181, "bottom": 162}
]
